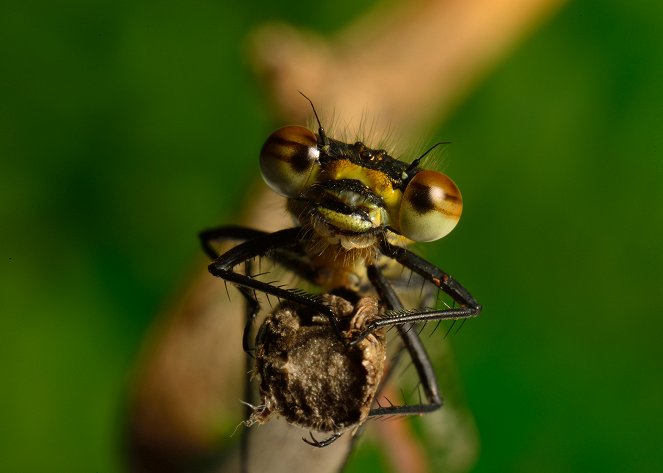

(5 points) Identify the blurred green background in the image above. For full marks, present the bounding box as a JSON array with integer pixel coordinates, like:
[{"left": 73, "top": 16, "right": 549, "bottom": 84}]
[{"left": 2, "top": 0, "right": 662, "bottom": 472}]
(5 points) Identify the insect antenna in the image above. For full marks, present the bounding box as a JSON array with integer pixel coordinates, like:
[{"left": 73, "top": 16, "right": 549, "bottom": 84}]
[
  {"left": 298, "top": 91, "right": 329, "bottom": 148},
  {"left": 403, "top": 141, "right": 451, "bottom": 178}
]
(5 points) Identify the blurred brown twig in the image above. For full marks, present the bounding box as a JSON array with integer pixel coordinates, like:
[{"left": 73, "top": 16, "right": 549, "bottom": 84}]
[{"left": 126, "top": 0, "right": 564, "bottom": 471}]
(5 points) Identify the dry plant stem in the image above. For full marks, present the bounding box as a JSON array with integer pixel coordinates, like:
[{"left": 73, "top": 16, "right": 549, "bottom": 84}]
[
  {"left": 127, "top": 185, "right": 289, "bottom": 473},
  {"left": 127, "top": 0, "right": 564, "bottom": 472},
  {"left": 251, "top": 0, "right": 565, "bottom": 135}
]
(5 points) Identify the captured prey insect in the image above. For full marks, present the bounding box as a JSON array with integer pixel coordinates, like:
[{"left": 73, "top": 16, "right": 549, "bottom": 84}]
[{"left": 199, "top": 96, "right": 482, "bottom": 458}]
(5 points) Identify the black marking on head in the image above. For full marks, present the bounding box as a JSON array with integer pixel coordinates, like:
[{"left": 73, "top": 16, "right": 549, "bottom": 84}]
[
  {"left": 322, "top": 179, "right": 386, "bottom": 208},
  {"left": 324, "top": 138, "right": 409, "bottom": 186},
  {"left": 319, "top": 197, "right": 372, "bottom": 223}
]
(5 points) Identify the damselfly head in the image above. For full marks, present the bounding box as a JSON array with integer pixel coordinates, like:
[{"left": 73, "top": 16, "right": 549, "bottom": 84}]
[{"left": 260, "top": 122, "right": 463, "bottom": 244}]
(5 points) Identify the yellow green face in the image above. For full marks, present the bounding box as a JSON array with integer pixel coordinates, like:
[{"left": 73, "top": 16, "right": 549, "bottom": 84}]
[{"left": 259, "top": 126, "right": 463, "bottom": 243}]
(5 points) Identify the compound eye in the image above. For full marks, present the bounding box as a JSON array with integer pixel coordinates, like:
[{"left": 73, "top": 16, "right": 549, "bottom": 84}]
[
  {"left": 399, "top": 170, "right": 463, "bottom": 242},
  {"left": 259, "top": 126, "right": 320, "bottom": 197}
]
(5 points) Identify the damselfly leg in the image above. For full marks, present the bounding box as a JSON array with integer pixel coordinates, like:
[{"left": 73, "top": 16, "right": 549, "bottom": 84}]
[{"left": 199, "top": 223, "right": 478, "bottom": 446}]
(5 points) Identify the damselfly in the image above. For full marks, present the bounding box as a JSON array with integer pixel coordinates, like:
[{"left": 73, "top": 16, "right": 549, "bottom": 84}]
[{"left": 200, "top": 95, "right": 481, "bottom": 469}]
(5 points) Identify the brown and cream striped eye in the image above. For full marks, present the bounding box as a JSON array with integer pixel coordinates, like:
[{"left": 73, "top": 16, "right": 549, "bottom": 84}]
[
  {"left": 259, "top": 126, "right": 320, "bottom": 197},
  {"left": 398, "top": 170, "right": 463, "bottom": 242}
]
